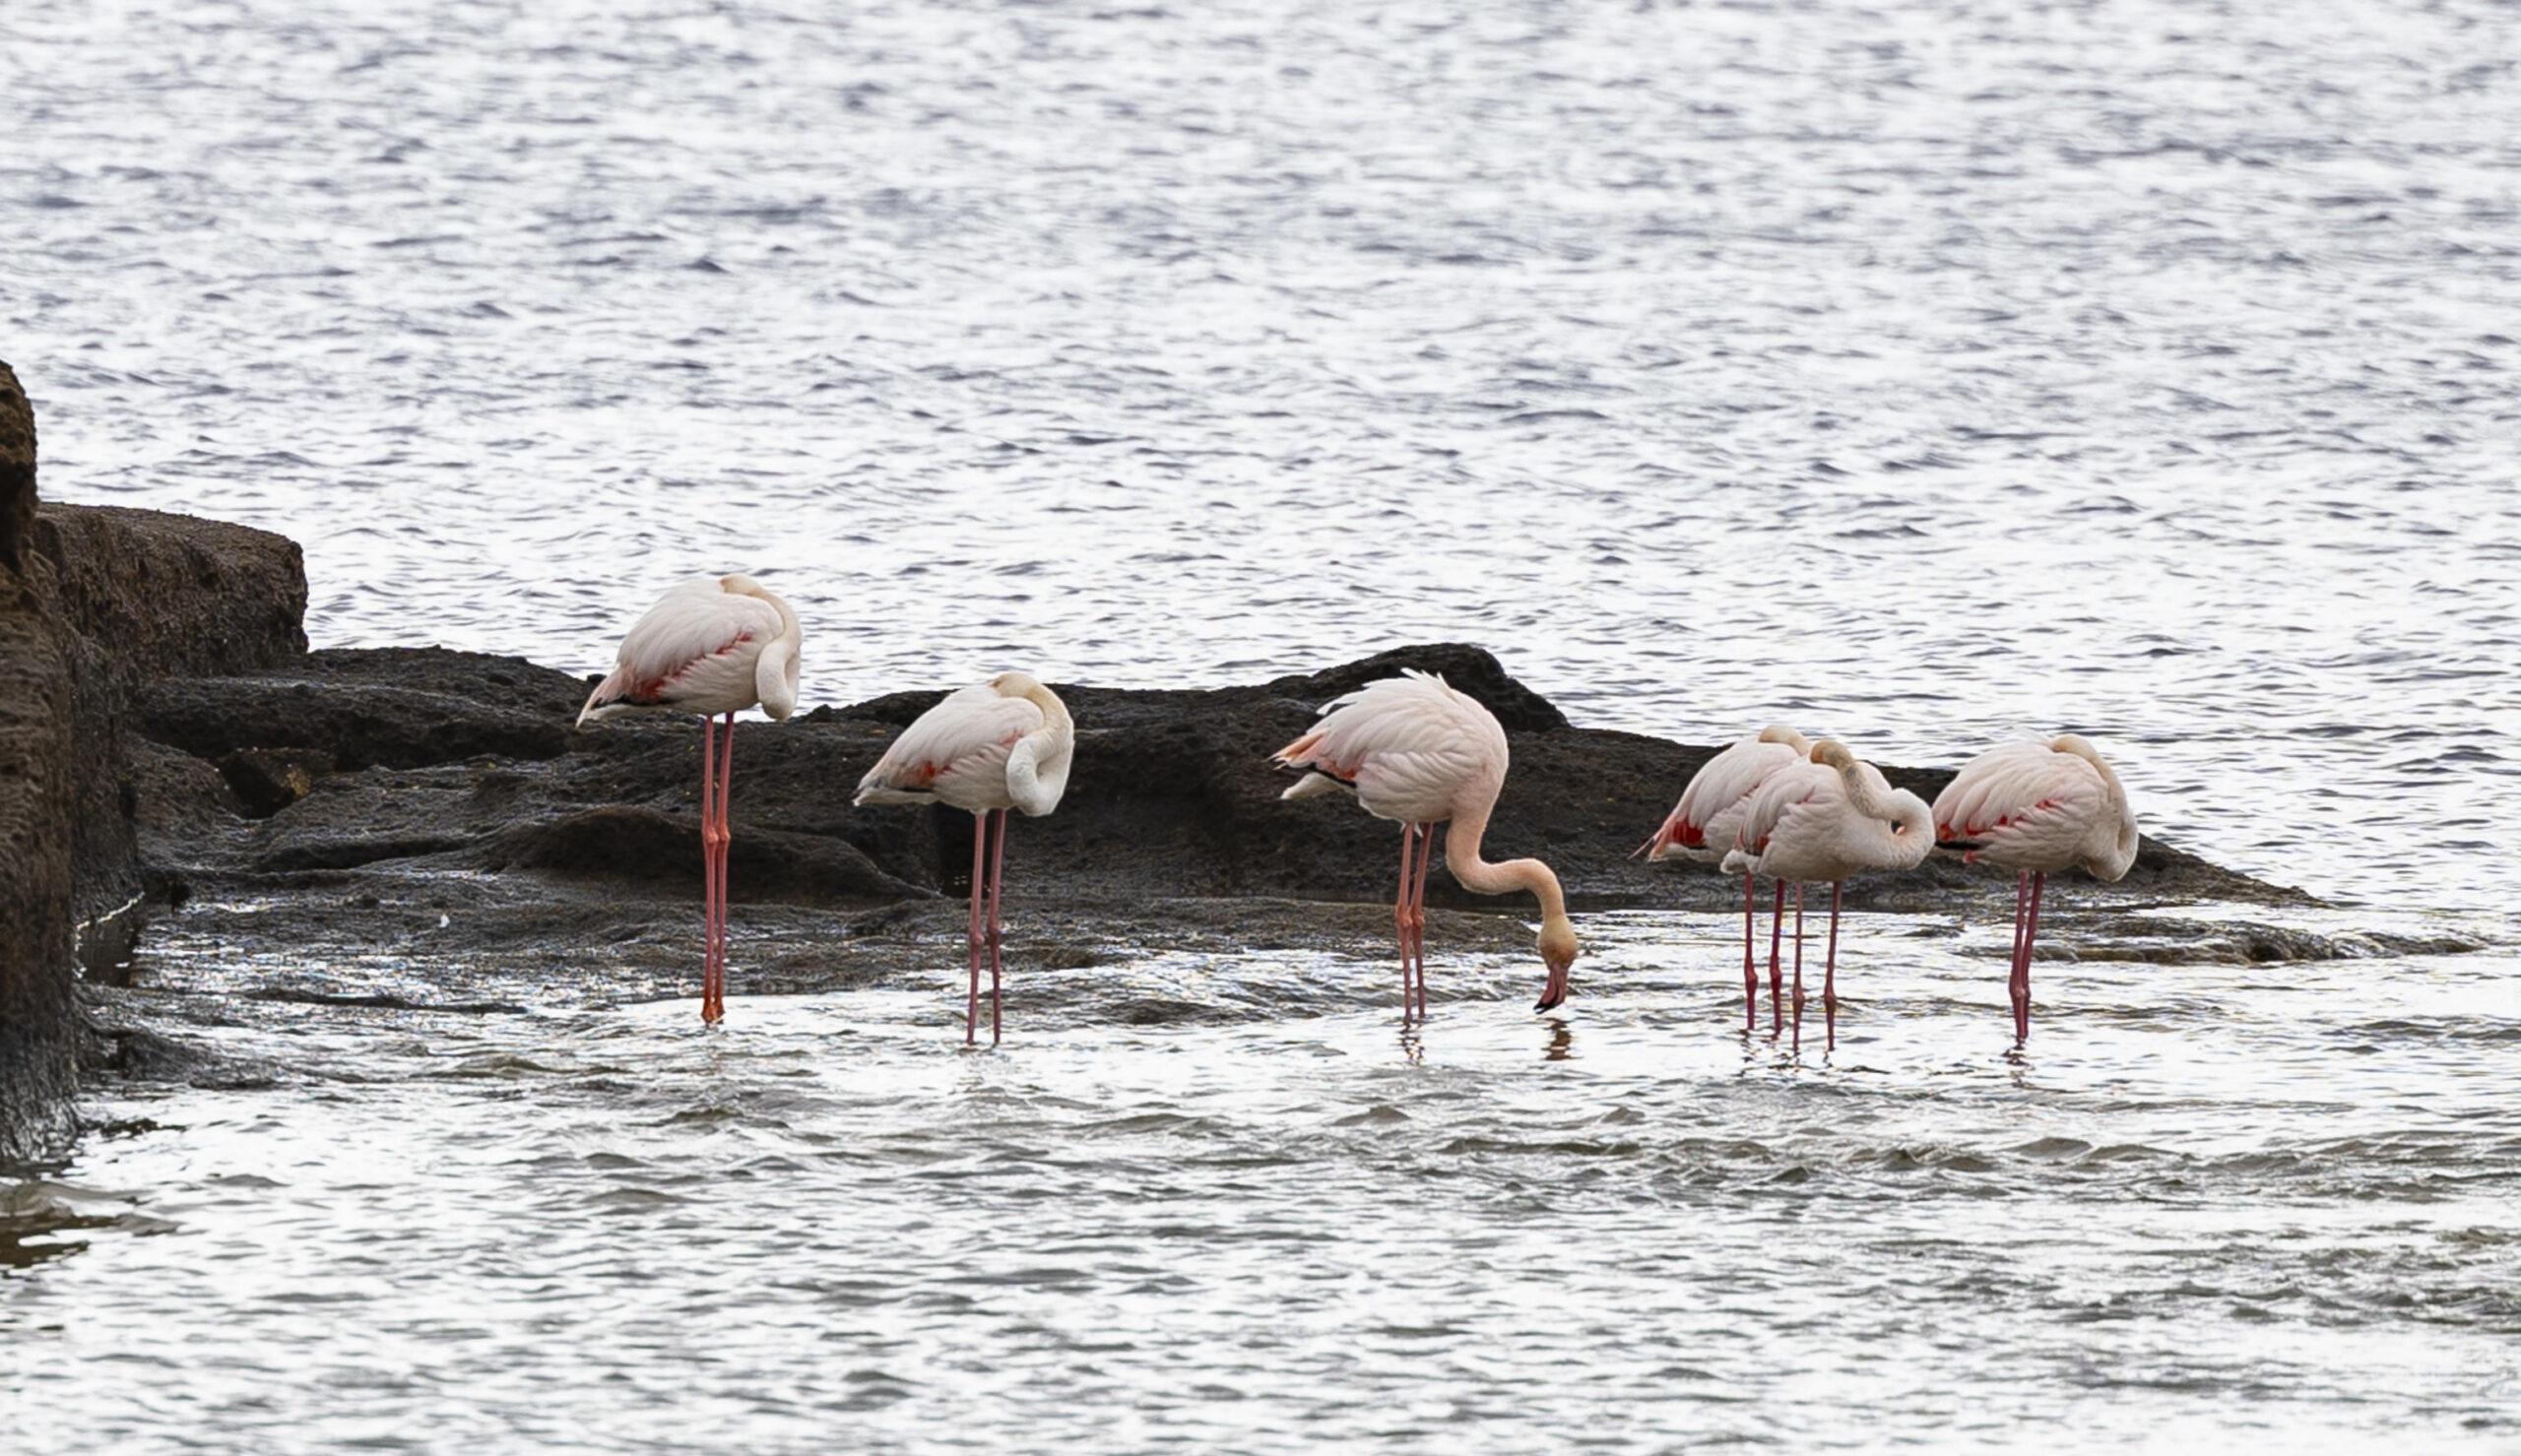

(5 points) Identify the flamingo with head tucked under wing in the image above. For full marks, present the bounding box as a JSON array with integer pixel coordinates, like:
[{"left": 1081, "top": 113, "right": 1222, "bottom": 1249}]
[
  {"left": 1272, "top": 670, "right": 1580, "bottom": 1021},
  {"left": 1719, "top": 739, "right": 1934, "bottom": 1050},
  {"left": 854, "top": 672, "right": 1074, "bottom": 1046},
  {"left": 1642, "top": 725, "right": 1813, "bottom": 1032},
  {"left": 1932, "top": 735, "right": 2138, "bottom": 1045},
  {"left": 577, "top": 574, "right": 803, "bottom": 1024}
]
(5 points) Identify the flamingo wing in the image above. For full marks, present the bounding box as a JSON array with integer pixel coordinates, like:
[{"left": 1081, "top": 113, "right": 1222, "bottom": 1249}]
[
  {"left": 1273, "top": 671, "right": 1500, "bottom": 823},
  {"left": 579, "top": 579, "right": 784, "bottom": 722},
  {"left": 1932, "top": 742, "right": 2106, "bottom": 862},
  {"left": 1649, "top": 735, "right": 1804, "bottom": 859},
  {"left": 855, "top": 684, "right": 1044, "bottom": 806},
  {"left": 1726, "top": 760, "right": 1835, "bottom": 860}
]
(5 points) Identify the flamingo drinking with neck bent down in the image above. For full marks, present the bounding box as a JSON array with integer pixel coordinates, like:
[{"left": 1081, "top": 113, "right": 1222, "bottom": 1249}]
[
  {"left": 855, "top": 672, "right": 1074, "bottom": 1046},
  {"left": 1272, "top": 670, "right": 1580, "bottom": 1021},
  {"left": 1932, "top": 735, "right": 2138, "bottom": 1045},
  {"left": 577, "top": 574, "right": 802, "bottom": 1025}
]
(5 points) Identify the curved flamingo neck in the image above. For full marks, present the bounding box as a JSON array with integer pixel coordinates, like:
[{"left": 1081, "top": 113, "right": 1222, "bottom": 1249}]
[
  {"left": 1017, "top": 681, "right": 1071, "bottom": 735},
  {"left": 2054, "top": 734, "right": 2139, "bottom": 876},
  {"left": 1443, "top": 796, "right": 1568, "bottom": 923},
  {"left": 735, "top": 581, "right": 800, "bottom": 646}
]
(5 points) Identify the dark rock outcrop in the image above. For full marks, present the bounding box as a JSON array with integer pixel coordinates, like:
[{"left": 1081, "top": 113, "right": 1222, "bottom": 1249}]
[
  {"left": 128, "top": 640, "right": 2301, "bottom": 922},
  {"left": 0, "top": 359, "right": 311, "bottom": 1167},
  {"left": 0, "top": 362, "right": 32, "bottom": 574},
  {"left": 32, "top": 505, "right": 305, "bottom": 682},
  {"left": 0, "top": 361, "right": 77, "bottom": 1165}
]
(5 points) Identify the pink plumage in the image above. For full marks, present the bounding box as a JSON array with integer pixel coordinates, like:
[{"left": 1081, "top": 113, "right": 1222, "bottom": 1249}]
[
  {"left": 1932, "top": 734, "right": 2139, "bottom": 1045},
  {"left": 854, "top": 676, "right": 1072, "bottom": 817},
  {"left": 853, "top": 672, "right": 1074, "bottom": 1045},
  {"left": 1932, "top": 736, "right": 2137, "bottom": 879},
  {"left": 1274, "top": 670, "right": 1504, "bottom": 825},
  {"left": 1708, "top": 739, "right": 1932, "bottom": 1049},
  {"left": 1721, "top": 747, "right": 1930, "bottom": 884},
  {"left": 576, "top": 574, "right": 802, "bottom": 1024},
  {"left": 1272, "top": 670, "right": 1580, "bottom": 1017},
  {"left": 1644, "top": 726, "right": 1812, "bottom": 862},
  {"left": 577, "top": 575, "right": 801, "bottom": 726}
]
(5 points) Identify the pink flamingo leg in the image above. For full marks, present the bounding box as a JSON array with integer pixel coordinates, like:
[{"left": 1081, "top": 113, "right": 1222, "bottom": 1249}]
[
  {"left": 2007, "top": 870, "right": 2030, "bottom": 1044},
  {"left": 2020, "top": 870, "right": 2045, "bottom": 1045},
  {"left": 1408, "top": 819, "right": 1436, "bottom": 1019},
  {"left": 697, "top": 713, "right": 722, "bottom": 1024},
  {"left": 1741, "top": 871, "right": 1758, "bottom": 1033},
  {"left": 1401, "top": 821, "right": 1421, "bottom": 1012},
  {"left": 1789, "top": 881, "right": 1806, "bottom": 1053},
  {"left": 986, "top": 808, "right": 1008, "bottom": 1046},
  {"left": 1769, "top": 881, "right": 1785, "bottom": 1034},
  {"left": 964, "top": 812, "right": 986, "bottom": 1045},
  {"left": 1824, "top": 879, "right": 1842, "bottom": 1052},
  {"left": 711, "top": 710, "right": 736, "bottom": 1022}
]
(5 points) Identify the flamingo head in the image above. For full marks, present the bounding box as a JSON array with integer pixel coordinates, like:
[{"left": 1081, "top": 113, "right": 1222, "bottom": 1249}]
[
  {"left": 1881, "top": 789, "right": 1936, "bottom": 868},
  {"left": 1534, "top": 915, "right": 1580, "bottom": 1013}
]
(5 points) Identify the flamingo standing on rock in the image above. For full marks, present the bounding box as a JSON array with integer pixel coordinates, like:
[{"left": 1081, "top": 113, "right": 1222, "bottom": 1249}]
[
  {"left": 577, "top": 575, "right": 802, "bottom": 1024},
  {"left": 1272, "top": 671, "right": 1581, "bottom": 1020},
  {"left": 1718, "top": 740, "right": 1934, "bottom": 1050},
  {"left": 1932, "top": 736, "right": 2138, "bottom": 1045},
  {"left": 1642, "top": 725, "right": 1813, "bottom": 1032},
  {"left": 854, "top": 672, "right": 1074, "bottom": 1046}
]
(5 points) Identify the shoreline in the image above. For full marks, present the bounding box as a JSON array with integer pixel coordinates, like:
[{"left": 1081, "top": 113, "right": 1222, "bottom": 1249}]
[{"left": 0, "top": 436, "right": 2415, "bottom": 1163}]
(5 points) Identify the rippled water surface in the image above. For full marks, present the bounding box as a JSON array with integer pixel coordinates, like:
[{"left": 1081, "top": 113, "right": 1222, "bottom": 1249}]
[{"left": 6, "top": 0, "right": 2519, "bottom": 1448}]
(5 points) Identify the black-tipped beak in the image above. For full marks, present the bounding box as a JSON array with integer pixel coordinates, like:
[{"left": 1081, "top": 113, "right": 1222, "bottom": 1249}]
[{"left": 1534, "top": 968, "right": 1570, "bottom": 1014}]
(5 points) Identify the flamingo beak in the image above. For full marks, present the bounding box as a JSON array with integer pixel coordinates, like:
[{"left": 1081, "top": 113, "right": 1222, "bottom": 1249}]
[{"left": 1534, "top": 966, "right": 1570, "bottom": 1013}]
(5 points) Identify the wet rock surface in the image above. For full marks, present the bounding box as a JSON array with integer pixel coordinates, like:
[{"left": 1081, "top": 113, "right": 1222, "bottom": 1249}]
[{"left": 130, "top": 639, "right": 2303, "bottom": 920}]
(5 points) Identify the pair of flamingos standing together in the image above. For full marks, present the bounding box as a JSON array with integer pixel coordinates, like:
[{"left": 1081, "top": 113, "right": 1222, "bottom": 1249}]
[{"left": 580, "top": 576, "right": 2138, "bottom": 1046}]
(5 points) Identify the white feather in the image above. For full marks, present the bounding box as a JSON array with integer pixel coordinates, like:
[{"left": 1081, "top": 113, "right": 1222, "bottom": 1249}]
[
  {"left": 1932, "top": 737, "right": 2137, "bottom": 879},
  {"left": 1272, "top": 670, "right": 1505, "bottom": 825},
  {"left": 577, "top": 576, "right": 800, "bottom": 726},
  {"left": 1648, "top": 727, "right": 1810, "bottom": 863},
  {"left": 855, "top": 675, "right": 1073, "bottom": 817}
]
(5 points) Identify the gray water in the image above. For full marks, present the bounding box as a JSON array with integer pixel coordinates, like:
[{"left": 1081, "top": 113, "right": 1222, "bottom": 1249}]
[{"left": 6, "top": 0, "right": 2519, "bottom": 1448}]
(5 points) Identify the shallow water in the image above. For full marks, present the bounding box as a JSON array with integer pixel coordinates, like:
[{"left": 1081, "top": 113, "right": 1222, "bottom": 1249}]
[
  {"left": 12, "top": 908, "right": 2521, "bottom": 1451},
  {"left": 6, "top": 0, "right": 2519, "bottom": 1447}
]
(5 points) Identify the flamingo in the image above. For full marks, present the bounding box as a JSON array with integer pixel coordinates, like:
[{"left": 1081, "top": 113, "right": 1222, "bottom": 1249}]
[
  {"left": 1641, "top": 725, "right": 1813, "bottom": 1032},
  {"left": 1271, "top": 670, "right": 1580, "bottom": 1020},
  {"left": 1931, "top": 736, "right": 2138, "bottom": 1045},
  {"left": 576, "top": 575, "right": 802, "bottom": 1024},
  {"left": 1718, "top": 740, "right": 1933, "bottom": 1049},
  {"left": 853, "top": 672, "right": 1074, "bottom": 1045}
]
